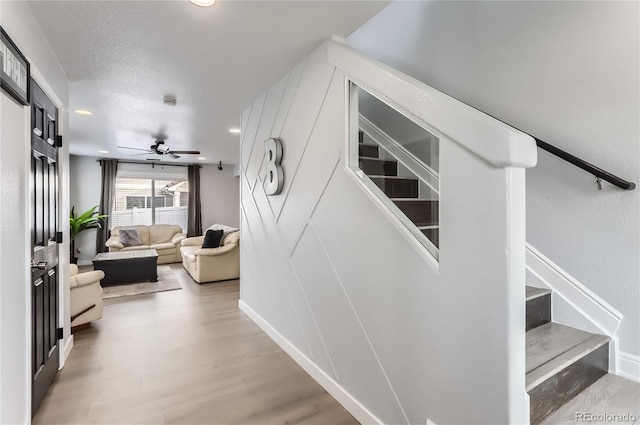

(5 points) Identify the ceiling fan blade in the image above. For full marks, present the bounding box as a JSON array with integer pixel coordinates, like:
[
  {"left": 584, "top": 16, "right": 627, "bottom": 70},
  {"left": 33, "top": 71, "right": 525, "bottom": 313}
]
[
  {"left": 169, "top": 153, "right": 181, "bottom": 159},
  {"left": 170, "top": 150, "right": 200, "bottom": 155},
  {"left": 131, "top": 152, "right": 155, "bottom": 156},
  {"left": 117, "top": 146, "right": 153, "bottom": 152}
]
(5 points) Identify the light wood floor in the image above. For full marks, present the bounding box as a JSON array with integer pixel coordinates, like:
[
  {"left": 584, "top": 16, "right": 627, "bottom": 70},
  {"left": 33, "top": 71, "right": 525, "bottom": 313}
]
[{"left": 34, "top": 264, "right": 359, "bottom": 425}]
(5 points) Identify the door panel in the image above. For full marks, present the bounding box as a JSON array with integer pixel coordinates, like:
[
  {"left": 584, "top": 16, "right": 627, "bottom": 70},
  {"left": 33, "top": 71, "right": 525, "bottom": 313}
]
[{"left": 31, "top": 80, "right": 59, "bottom": 416}]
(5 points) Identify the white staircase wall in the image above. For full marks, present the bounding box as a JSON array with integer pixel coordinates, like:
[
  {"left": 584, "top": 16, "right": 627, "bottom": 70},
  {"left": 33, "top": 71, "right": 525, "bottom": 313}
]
[
  {"left": 239, "top": 40, "right": 535, "bottom": 425},
  {"left": 347, "top": 0, "right": 640, "bottom": 360}
]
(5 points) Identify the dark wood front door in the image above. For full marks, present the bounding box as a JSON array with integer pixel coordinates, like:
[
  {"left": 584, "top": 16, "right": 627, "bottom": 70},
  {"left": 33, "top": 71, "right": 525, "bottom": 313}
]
[{"left": 30, "top": 79, "right": 60, "bottom": 416}]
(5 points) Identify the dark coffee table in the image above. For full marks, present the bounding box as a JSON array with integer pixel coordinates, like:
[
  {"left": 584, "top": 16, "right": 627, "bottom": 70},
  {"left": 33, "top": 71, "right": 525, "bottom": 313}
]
[{"left": 92, "top": 249, "right": 158, "bottom": 286}]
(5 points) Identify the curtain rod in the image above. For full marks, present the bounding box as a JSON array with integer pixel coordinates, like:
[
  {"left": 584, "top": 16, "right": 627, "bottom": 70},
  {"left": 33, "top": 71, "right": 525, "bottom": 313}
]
[{"left": 96, "top": 159, "right": 202, "bottom": 168}]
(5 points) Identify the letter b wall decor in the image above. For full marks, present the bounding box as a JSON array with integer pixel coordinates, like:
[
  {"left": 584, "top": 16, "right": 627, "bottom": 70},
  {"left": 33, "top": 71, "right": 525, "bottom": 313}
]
[{"left": 264, "top": 138, "right": 284, "bottom": 195}]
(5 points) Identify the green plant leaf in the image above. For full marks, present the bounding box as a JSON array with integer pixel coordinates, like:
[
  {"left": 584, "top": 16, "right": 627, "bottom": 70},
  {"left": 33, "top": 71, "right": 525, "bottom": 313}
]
[{"left": 70, "top": 205, "right": 108, "bottom": 240}]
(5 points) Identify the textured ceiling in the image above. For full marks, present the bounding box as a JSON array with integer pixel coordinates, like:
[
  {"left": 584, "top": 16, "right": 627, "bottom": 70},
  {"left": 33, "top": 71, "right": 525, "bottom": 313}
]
[{"left": 27, "top": 0, "right": 388, "bottom": 164}]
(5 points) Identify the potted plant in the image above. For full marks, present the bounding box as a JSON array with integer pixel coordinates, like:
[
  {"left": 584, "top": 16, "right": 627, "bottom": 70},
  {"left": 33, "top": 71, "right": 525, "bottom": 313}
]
[{"left": 70, "top": 206, "right": 108, "bottom": 264}]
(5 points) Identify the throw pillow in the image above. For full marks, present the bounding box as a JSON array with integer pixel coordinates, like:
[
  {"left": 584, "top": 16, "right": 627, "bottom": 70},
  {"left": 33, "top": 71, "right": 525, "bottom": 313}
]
[
  {"left": 119, "top": 229, "right": 142, "bottom": 247},
  {"left": 202, "top": 229, "right": 224, "bottom": 249}
]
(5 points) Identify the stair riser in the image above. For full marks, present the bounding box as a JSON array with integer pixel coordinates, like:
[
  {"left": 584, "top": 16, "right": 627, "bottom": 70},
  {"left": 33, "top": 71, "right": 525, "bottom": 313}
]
[
  {"left": 526, "top": 294, "right": 551, "bottom": 331},
  {"left": 393, "top": 200, "right": 439, "bottom": 227},
  {"left": 371, "top": 177, "right": 418, "bottom": 198},
  {"left": 420, "top": 228, "right": 439, "bottom": 248},
  {"left": 529, "top": 343, "right": 609, "bottom": 425},
  {"left": 359, "top": 144, "right": 379, "bottom": 158},
  {"left": 359, "top": 158, "right": 398, "bottom": 176}
]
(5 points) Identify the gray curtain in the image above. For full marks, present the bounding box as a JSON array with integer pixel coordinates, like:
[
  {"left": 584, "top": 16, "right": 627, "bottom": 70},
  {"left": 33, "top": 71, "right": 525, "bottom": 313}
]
[
  {"left": 96, "top": 159, "right": 118, "bottom": 253},
  {"left": 187, "top": 164, "right": 202, "bottom": 237}
]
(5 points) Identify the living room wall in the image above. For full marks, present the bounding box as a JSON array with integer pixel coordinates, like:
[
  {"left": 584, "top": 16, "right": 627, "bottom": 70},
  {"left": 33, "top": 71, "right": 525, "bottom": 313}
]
[
  {"left": 69, "top": 156, "right": 239, "bottom": 264},
  {"left": 347, "top": 0, "right": 640, "bottom": 359},
  {"left": 200, "top": 164, "right": 239, "bottom": 230}
]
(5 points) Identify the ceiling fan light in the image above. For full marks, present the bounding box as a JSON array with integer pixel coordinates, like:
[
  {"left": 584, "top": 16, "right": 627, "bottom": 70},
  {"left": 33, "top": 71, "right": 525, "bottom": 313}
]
[{"left": 190, "top": 0, "right": 215, "bottom": 7}]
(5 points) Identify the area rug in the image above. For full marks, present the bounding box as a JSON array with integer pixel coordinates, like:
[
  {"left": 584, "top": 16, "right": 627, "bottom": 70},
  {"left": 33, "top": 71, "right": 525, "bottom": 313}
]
[{"left": 101, "top": 265, "right": 182, "bottom": 299}]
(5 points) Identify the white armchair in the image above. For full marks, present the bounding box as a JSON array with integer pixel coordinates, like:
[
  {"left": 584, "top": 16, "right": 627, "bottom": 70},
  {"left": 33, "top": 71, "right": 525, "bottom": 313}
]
[
  {"left": 70, "top": 264, "right": 104, "bottom": 329},
  {"left": 180, "top": 231, "right": 240, "bottom": 283}
]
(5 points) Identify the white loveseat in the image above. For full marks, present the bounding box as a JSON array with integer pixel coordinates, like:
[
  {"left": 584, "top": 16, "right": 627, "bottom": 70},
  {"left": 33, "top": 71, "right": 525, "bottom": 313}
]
[
  {"left": 180, "top": 231, "right": 240, "bottom": 283},
  {"left": 105, "top": 225, "right": 186, "bottom": 264}
]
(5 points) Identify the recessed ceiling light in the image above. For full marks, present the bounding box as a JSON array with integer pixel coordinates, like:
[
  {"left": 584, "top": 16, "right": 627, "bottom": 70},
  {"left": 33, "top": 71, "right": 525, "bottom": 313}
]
[
  {"left": 98, "top": 150, "right": 109, "bottom": 154},
  {"left": 190, "top": 0, "right": 215, "bottom": 6},
  {"left": 197, "top": 157, "right": 206, "bottom": 160},
  {"left": 74, "top": 109, "right": 93, "bottom": 116},
  {"left": 228, "top": 128, "right": 241, "bottom": 134}
]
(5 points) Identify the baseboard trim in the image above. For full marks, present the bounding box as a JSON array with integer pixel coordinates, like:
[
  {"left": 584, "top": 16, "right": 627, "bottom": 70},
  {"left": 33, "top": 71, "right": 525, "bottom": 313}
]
[
  {"left": 61, "top": 334, "right": 74, "bottom": 368},
  {"left": 526, "top": 244, "right": 622, "bottom": 337},
  {"left": 617, "top": 351, "right": 640, "bottom": 383},
  {"left": 238, "top": 300, "right": 383, "bottom": 425}
]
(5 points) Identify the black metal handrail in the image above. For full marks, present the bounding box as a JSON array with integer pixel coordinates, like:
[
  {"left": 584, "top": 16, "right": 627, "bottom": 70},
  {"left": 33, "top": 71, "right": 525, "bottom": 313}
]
[
  {"left": 535, "top": 139, "right": 636, "bottom": 190},
  {"left": 423, "top": 87, "right": 636, "bottom": 191}
]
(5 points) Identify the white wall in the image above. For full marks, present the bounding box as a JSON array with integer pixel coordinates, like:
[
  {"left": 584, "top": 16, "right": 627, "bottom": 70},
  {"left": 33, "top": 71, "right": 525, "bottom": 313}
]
[
  {"left": 348, "top": 0, "right": 640, "bottom": 357},
  {"left": 200, "top": 164, "right": 239, "bottom": 229},
  {"left": 0, "top": 1, "right": 69, "bottom": 423},
  {"left": 240, "top": 40, "right": 533, "bottom": 425},
  {"left": 69, "top": 155, "right": 102, "bottom": 264}
]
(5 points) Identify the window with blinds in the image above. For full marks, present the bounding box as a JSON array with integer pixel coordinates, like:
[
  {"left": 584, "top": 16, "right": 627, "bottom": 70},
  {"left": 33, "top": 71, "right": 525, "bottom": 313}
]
[{"left": 111, "top": 177, "right": 189, "bottom": 233}]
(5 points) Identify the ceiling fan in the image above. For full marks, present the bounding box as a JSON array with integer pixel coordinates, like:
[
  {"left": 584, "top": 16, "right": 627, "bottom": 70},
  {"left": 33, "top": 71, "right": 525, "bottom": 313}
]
[{"left": 117, "top": 139, "right": 200, "bottom": 159}]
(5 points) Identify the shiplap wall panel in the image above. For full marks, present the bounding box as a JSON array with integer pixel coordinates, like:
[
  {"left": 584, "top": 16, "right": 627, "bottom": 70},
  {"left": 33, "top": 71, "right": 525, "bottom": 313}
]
[
  {"left": 243, "top": 161, "right": 336, "bottom": 369},
  {"left": 291, "top": 225, "right": 406, "bottom": 425},
  {"left": 257, "top": 158, "right": 267, "bottom": 193},
  {"left": 266, "top": 45, "right": 336, "bottom": 221},
  {"left": 310, "top": 168, "right": 439, "bottom": 423},
  {"left": 240, "top": 40, "right": 527, "bottom": 425},
  {"left": 239, "top": 44, "right": 415, "bottom": 424},
  {"left": 239, "top": 209, "right": 250, "bottom": 301},
  {"left": 251, "top": 185, "right": 335, "bottom": 371},
  {"left": 240, "top": 107, "right": 251, "bottom": 145},
  {"left": 241, "top": 185, "right": 311, "bottom": 352},
  {"left": 271, "top": 59, "right": 306, "bottom": 143},
  {"left": 246, "top": 76, "right": 288, "bottom": 189},
  {"left": 240, "top": 93, "right": 266, "bottom": 171},
  {"left": 277, "top": 74, "right": 343, "bottom": 254}
]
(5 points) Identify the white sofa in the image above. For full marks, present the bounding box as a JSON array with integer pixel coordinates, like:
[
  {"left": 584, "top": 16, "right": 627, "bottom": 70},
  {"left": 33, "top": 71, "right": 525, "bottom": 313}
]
[
  {"left": 70, "top": 264, "right": 104, "bottom": 328},
  {"left": 105, "top": 225, "right": 186, "bottom": 264},
  {"left": 180, "top": 231, "right": 240, "bottom": 283}
]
